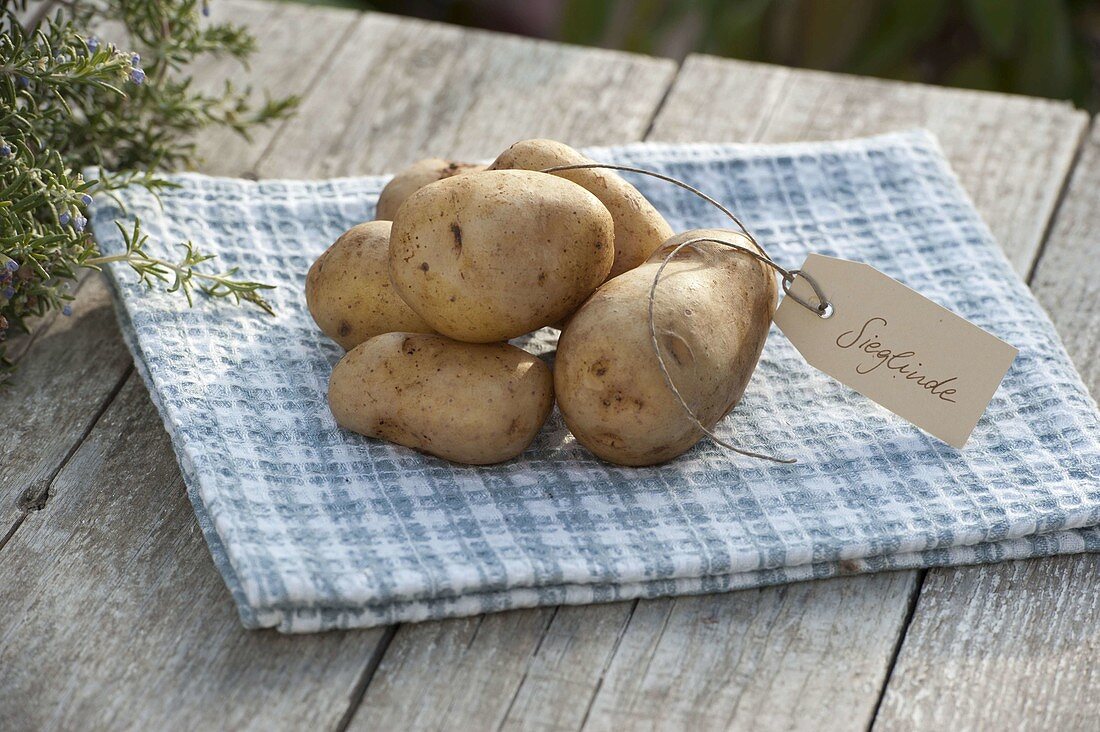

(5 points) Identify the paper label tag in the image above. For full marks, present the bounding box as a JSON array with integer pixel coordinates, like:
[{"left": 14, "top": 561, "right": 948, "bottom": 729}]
[{"left": 773, "top": 254, "right": 1018, "bottom": 448}]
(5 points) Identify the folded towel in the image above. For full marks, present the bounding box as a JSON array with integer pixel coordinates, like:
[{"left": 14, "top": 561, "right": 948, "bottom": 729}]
[{"left": 90, "top": 130, "right": 1100, "bottom": 633}]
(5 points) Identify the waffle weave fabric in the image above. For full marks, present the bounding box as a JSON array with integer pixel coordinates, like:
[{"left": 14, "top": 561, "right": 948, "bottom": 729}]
[{"left": 89, "top": 130, "right": 1100, "bottom": 633}]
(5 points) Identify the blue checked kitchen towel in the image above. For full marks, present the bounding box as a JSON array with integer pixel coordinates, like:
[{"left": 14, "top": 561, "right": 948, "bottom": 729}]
[{"left": 89, "top": 130, "right": 1100, "bottom": 633}]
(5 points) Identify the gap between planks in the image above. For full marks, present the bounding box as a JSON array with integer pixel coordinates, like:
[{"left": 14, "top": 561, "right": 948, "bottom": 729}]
[
  {"left": 1, "top": 3, "right": 680, "bottom": 729},
  {"left": 870, "top": 118, "right": 1100, "bottom": 731},
  {"left": 863, "top": 116, "right": 1092, "bottom": 731}
]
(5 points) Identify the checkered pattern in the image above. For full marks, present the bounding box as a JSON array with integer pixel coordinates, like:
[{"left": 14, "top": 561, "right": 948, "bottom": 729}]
[{"left": 89, "top": 131, "right": 1100, "bottom": 633}]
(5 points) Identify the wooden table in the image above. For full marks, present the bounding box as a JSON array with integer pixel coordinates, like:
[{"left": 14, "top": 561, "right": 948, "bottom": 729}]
[{"left": 3, "top": 2, "right": 1098, "bottom": 729}]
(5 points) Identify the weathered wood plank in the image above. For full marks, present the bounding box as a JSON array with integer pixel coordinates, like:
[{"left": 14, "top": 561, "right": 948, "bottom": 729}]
[
  {"left": 0, "top": 275, "right": 132, "bottom": 532},
  {"left": 352, "top": 608, "right": 557, "bottom": 730},
  {"left": 874, "top": 122, "right": 1100, "bottom": 731},
  {"left": 0, "top": 375, "right": 387, "bottom": 731},
  {"left": 259, "top": 13, "right": 677, "bottom": 178},
  {"left": 500, "top": 603, "right": 637, "bottom": 732},
  {"left": 650, "top": 55, "right": 1089, "bottom": 276},
  {"left": 1030, "top": 123, "right": 1100, "bottom": 396},
  {"left": 350, "top": 602, "right": 637, "bottom": 732},
  {"left": 875, "top": 556, "right": 1100, "bottom": 731},
  {"left": 583, "top": 574, "right": 919, "bottom": 732},
  {"left": 188, "top": 0, "right": 363, "bottom": 177}
]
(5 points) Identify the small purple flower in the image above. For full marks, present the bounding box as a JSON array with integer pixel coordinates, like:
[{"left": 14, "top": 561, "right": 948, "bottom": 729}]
[
  {"left": 202, "top": 1, "right": 211, "bottom": 16},
  {"left": 73, "top": 214, "right": 87, "bottom": 232},
  {"left": 62, "top": 305, "right": 73, "bottom": 316},
  {"left": 131, "top": 53, "right": 141, "bottom": 67},
  {"left": 87, "top": 37, "right": 99, "bottom": 53},
  {"left": 81, "top": 193, "right": 93, "bottom": 206},
  {"left": 2, "top": 287, "right": 15, "bottom": 300},
  {"left": 16, "top": 76, "right": 29, "bottom": 88},
  {"left": 0, "top": 145, "right": 11, "bottom": 158},
  {"left": 0, "top": 271, "right": 10, "bottom": 285},
  {"left": 60, "top": 212, "right": 71, "bottom": 226},
  {"left": 130, "top": 68, "right": 145, "bottom": 85},
  {"left": 5, "top": 260, "right": 16, "bottom": 272}
]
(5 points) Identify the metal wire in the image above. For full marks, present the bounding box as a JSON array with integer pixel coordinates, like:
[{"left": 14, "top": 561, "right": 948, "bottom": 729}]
[{"left": 541, "top": 162, "right": 834, "bottom": 464}]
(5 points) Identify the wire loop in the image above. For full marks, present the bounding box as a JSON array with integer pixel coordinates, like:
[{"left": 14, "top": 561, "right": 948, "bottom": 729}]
[
  {"left": 781, "top": 268, "right": 833, "bottom": 318},
  {"left": 538, "top": 162, "right": 829, "bottom": 464}
]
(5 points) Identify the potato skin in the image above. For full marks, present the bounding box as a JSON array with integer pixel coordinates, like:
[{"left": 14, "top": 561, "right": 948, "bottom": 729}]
[
  {"left": 555, "top": 229, "right": 778, "bottom": 466},
  {"left": 305, "top": 220, "right": 434, "bottom": 350},
  {"left": 489, "top": 139, "right": 674, "bottom": 278},
  {"left": 390, "top": 169, "right": 614, "bottom": 343},
  {"left": 329, "top": 333, "right": 554, "bottom": 465},
  {"left": 376, "top": 158, "right": 486, "bottom": 221}
]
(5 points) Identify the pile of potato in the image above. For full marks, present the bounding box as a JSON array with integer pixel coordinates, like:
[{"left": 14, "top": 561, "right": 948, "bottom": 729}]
[{"left": 307, "top": 139, "right": 777, "bottom": 466}]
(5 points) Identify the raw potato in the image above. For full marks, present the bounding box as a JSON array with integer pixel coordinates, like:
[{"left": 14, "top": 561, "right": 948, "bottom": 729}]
[
  {"left": 490, "top": 139, "right": 674, "bottom": 278},
  {"left": 376, "top": 158, "right": 486, "bottom": 221},
  {"left": 306, "top": 220, "right": 434, "bottom": 350},
  {"left": 390, "top": 169, "right": 615, "bottom": 343},
  {"left": 555, "top": 228, "right": 778, "bottom": 466},
  {"left": 329, "top": 332, "right": 554, "bottom": 465}
]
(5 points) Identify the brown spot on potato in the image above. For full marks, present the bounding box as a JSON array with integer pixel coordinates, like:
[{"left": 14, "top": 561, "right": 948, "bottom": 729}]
[
  {"left": 338, "top": 321, "right": 352, "bottom": 338},
  {"left": 419, "top": 261, "right": 430, "bottom": 272},
  {"left": 537, "top": 272, "right": 547, "bottom": 285},
  {"left": 450, "top": 222, "right": 463, "bottom": 254},
  {"left": 590, "top": 359, "right": 608, "bottom": 377}
]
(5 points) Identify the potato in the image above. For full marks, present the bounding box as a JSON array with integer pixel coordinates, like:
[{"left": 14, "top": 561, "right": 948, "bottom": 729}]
[
  {"left": 554, "top": 228, "right": 778, "bottom": 466},
  {"left": 489, "top": 139, "right": 674, "bottom": 278},
  {"left": 390, "top": 169, "right": 614, "bottom": 343},
  {"left": 329, "top": 332, "right": 554, "bottom": 464},
  {"left": 305, "top": 220, "right": 434, "bottom": 350},
  {"left": 376, "top": 158, "right": 486, "bottom": 221}
]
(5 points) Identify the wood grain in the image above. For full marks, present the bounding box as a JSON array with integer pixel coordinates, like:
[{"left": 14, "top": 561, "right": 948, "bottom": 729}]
[
  {"left": 500, "top": 603, "right": 637, "bottom": 732},
  {"left": 259, "top": 13, "right": 677, "bottom": 178},
  {"left": 584, "top": 574, "right": 919, "bottom": 732},
  {"left": 0, "top": 275, "right": 132, "bottom": 532},
  {"left": 873, "top": 122, "right": 1100, "bottom": 731},
  {"left": 1030, "top": 122, "right": 1100, "bottom": 396},
  {"left": 0, "top": 375, "right": 386, "bottom": 731},
  {"left": 187, "top": 0, "right": 363, "bottom": 178},
  {"left": 875, "top": 557, "right": 1100, "bottom": 731},
  {"left": 351, "top": 608, "right": 557, "bottom": 730},
  {"left": 650, "top": 55, "right": 1089, "bottom": 275}
]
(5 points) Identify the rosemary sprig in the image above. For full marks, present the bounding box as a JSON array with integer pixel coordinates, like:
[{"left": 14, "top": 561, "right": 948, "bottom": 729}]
[
  {"left": 87, "top": 220, "right": 275, "bottom": 315},
  {"left": 0, "top": 1, "right": 296, "bottom": 386}
]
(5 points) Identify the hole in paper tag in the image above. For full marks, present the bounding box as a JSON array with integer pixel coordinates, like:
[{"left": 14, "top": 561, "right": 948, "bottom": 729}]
[{"left": 773, "top": 253, "right": 1018, "bottom": 448}]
